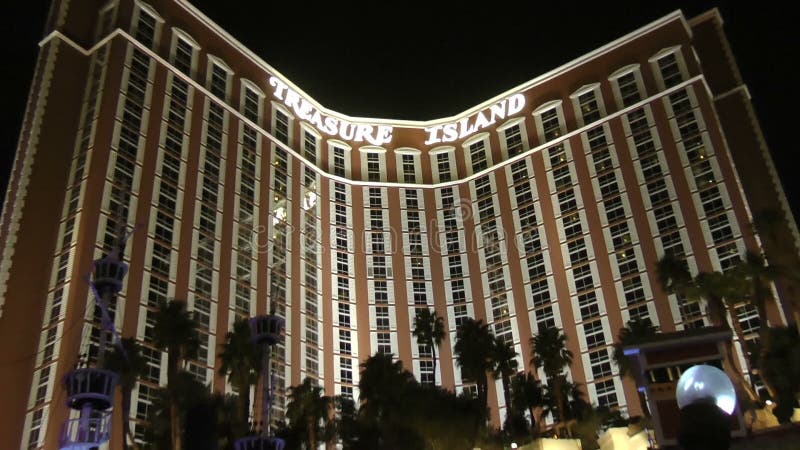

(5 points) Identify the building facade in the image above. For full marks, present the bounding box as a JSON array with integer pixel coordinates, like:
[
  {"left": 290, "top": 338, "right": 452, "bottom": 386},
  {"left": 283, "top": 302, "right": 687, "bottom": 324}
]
[{"left": 1, "top": 1, "right": 797, "bottom": 448}]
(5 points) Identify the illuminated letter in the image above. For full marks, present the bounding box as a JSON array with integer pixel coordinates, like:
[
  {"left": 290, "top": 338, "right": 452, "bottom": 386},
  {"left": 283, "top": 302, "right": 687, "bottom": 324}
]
[
  {"left": 489, "top": 101, "right": 507, "bottom": 123},
  {"left": 284, "top": 89, "right": 301, "bottom": 112},
  {"left": 310, "top": 110, "right": 325, "bottom": 130},
  {"left": 458, "top": 117, "right": 476, "bottom": 139},
  {"left": 297, "top": 98, "right": 313, "bottom": 121},
  {"left": 376, "top": 126, "right": 393, "bottom": 145},
  {"left": 269, "top": 76, "right": 288, "bottom": 100},
  {"left": 424, "top": 125, "right": 443, "bottom": 145},
  {"left": 354, "top": 124, "right": 373, "bottom": 143},
  {"left": 339, "top": 122, "right": 355, "bottom": 140},
  {"left": 507, "top": 93, "right": 525, "bottom": 115},
  {"left": 324, "top": 116, "right": 338, "bottom": 135},
  {"left": 442, "top": 123, "right": 458, "bottom": 142},
  {"left": 473, "top": 111, "right": 491, "bottom": 130}
]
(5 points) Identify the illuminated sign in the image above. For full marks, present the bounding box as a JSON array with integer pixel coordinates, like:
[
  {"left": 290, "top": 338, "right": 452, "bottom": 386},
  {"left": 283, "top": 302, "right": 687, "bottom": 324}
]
[
  {"left": 424, "top": 94, "right": 526, "bottom": 145},
  {"left": 269, "top": 76, "right": 393, "bottom": 145}
]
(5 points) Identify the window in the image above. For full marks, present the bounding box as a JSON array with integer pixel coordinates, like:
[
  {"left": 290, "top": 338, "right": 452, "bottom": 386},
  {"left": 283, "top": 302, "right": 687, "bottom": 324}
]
[
  {"left": 376, "top": 306, "right": 390, "bottom": 330},
  {"left": 567, "top": 239, "right": 588, "bottom": 265},
  {"left": 504, "top": 124, "right": 524, "bottom": 157},
  {"left": 303, "top": 130, "right": 318, "bottom": 163},
  {"left": 469, "top": 139, "right": 488, "bottom": 172},
  {"left": 573, "top": 263, "right": 594, "bottom": 292},
  {"left": 563, "top": 213, "right": 583, "bottom": 239},
  {"left": 656, "top": 52, "right": 684, "bottom": 88},
  {"left": 616, "top": 71, "right": 642, "bottom": 107},
  {"left": 402, "top": 154, "right": 416, "bottom": 183},
  {"left": 595, "top": 379, "right": 618, "bottom": 407},
  {"left": 589, "top": 348, "right": 613, "bottom": 379},
  {"left": 540, "top": 108, "right": 562, "bottom": 141},
  {"left": 436, "top": 152, "right": 452, "bottom": 182},
  {"left": 366, "top": 152, "right": 381, "bottom": 181},
  {"left": 273, "top": 109, "right": 290, "bottom": 145},
  {"left": 133, "top": 5, "right": 159, "bottom": 49},
  {"left": 172, "top": 35, "right": 195, "bottom": 76},
  {"left": 583, "top": 320, "right": 605, "bottom": 349},
  {"left": 578, "top": 90, "right": 601, "bottom": 123},
  {"left": 377, "top": 332, "right": 392, "bottom": 354},
  {"left": 622, "top": 276, "right": 646, "bottom": 305},
  {"left": 208, "top": 61, "right": 229, "bottom": 99},
  {"left": 420, "top": 360, "right": 435, "bottom": 385},
  {"left": 338, "top": 303, "right": 350, "bottom": 328},
  {"left": 243, "top": 86, "right": 261, "bottom": 123},
  {"left": 579, "top": 292, "right": 600, "bottom": 320},
  {"left": 333, "top": 146, "right": 346, "bottom": 177}
]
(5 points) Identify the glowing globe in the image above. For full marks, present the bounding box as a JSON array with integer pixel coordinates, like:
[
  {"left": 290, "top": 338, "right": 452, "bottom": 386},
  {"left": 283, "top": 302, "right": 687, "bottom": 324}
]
[{"left": 675, "top": 365, "right": 737, "bottom": 414}]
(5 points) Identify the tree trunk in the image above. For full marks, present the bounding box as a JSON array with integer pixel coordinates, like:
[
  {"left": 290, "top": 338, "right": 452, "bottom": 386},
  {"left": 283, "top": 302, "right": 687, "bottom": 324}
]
[
  {"left": 529, "top": 406, "right": 537, "bottom": 437},
  {"left": 168, "top": 347, "right": 182, "bottom": 450},
  {"left": 754, "top": 299, "right": 778, "bottom": 399},
  {"left": 709, "top": 301, "right": 760, "bottom": 404},
  {"left": 171, "top": 403, "right": 181, "bottom": 450},
  {"left": 307, "top": 415, "right": 317, "bottom": 450},
  {"left": 637, "top": 389, "right": 651, "bottom": 418},
  {"left": 554, "top": 377, "right": 568, "bottom": 437},
  {"left": 502, "top": 374, "right": 512, "bottom": 422},
  {"left": 122, "top": 386, "right": 131, "bottom": 450},
  {"left": 238, "top": 378, "right": 250, "bottom": 431},
  {"left": 727, "top": 303, "right": 755, "bottom": 375},
  {"left": 432, "top": 344, "right": 437, "bottom": 386}
]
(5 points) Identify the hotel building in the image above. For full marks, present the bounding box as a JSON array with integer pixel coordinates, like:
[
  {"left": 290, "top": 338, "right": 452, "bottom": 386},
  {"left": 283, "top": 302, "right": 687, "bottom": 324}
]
[{"left": 1, "top": 1, "right": 797, "bottom": 448}]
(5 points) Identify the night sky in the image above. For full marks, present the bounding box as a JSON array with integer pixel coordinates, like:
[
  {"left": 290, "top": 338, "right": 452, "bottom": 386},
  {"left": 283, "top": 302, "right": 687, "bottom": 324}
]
[{"left": 0, "top": 1, "right": 796, "bottom": 219}]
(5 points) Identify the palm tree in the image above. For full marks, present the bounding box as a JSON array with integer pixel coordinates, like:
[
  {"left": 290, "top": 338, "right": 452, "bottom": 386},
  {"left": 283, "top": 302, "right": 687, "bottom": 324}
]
[
  {"left": 656, "top": 255, "right": 760, "bottom": 402},
  {"left": 103, "top": 338, "right": 146, "bottom": 450},
  {"left": 655, "top": 253, "right": 694, "bottom": 297},
  {"left": 760, "top": 325, "right": 800, "bottom": 423},
  {"left": 732, "top": 252, "right": 784, "bottom": 354},
  {"left": 412, "top": 308, "right": 447, "bottom": 385},
  {"left": 357, "top": 353, "right": 417, "bottom": 447},
  {"left": 286, "top": 377, "right": 332, "bottom": 449},
  {"left": 612, "top": 319, "right": 658, "bottom": 417},
  {"left": 491, "top": 337, "right": 518, "bottom": 419},
  {"left": 453, "top": 318, "right": 495, "bottom": 425},
  {"left": 358, "top": 353, "right": 416, "bottom": 419},
  {"left": 511, "top": 372, "right": 545, "bottom": 436},
  {"left": 152, "top": 299, "right": 199, "bottom": 450},
  {"left": 218, "top": 318, "right": 261, "bottom": 430},
  {"left": 530, "top": 327, "right": 573, "bottom": 430},
  {"left": 612, "top": 319, "right": 658, "bottom": 380}
]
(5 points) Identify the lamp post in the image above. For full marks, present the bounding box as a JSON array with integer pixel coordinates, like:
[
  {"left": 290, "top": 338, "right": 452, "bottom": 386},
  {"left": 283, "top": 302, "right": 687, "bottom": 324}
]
[{"left": 675, "top": 365, "right": 737, "bottom": 450}]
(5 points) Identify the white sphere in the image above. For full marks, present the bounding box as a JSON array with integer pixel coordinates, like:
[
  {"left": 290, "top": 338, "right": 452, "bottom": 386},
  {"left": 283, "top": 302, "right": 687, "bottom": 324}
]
[{"left": 675, "top": 365, "right": 737, "bottom": 414}]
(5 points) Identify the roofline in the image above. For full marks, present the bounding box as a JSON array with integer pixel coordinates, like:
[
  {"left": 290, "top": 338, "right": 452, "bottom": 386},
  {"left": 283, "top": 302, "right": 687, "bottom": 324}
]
[
  {"left": 622, "top": 328, "right": 731, "bottom": 352},
  {"left": 688, "top": 8, "right": 724, "bottom": 27},
  {"left": 176, "top": 1, "right": 691, "bottom": 128}
]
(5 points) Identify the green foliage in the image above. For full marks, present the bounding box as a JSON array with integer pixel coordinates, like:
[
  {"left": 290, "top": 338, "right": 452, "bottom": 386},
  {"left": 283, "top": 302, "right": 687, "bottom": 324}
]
[
  {"left": 141, "top": 372, "right": 212, "bottom": 449},
  {"left": 531, "top": 327, "right": 573, "bottom": 428},
  {"left": 453, "top": 318, "right": 495, "bottom": 425},
  {"left": 412, "top": 308, "right": 447, "bottom": 381},
  {"left": 510, "top": 372, "right": 545, "bottom": 435},
  {"left": 760, "top": 325, "right": 800, "bottom": 423},
  {"left": 103, "top": 338, "right": 147, "bottom": 450},
  {"left": 305, "top": 353, "right": 486, "bottom": 450},
  {"left": 152, "top": 299, "right": 200, "bottom": 366},
  {"left": 612, "top": 319, "right": 658, "bottom": 380},
  {"left": 286, "top": 377, "right": 332, "bottom": 449},
  {"left": 218, "top": 318, "right": 261, "bottom": 427}
]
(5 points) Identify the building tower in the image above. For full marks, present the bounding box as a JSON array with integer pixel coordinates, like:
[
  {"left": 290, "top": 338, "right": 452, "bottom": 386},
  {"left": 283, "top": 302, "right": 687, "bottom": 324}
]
[
  {"left": 1, "top": 1, "right": 797, "bottom": 449},
  {"left": 60, "top": 227, "right": 131, "bottom": 449},
  {"left": 234, "top": 313, "right": 286, "bottom": 450}
]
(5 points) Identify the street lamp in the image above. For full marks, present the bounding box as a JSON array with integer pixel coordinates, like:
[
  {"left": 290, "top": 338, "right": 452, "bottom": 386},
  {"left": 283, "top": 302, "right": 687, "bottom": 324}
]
[{"left": 675, "top": 365, "right": 736, "bottom": 450}]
